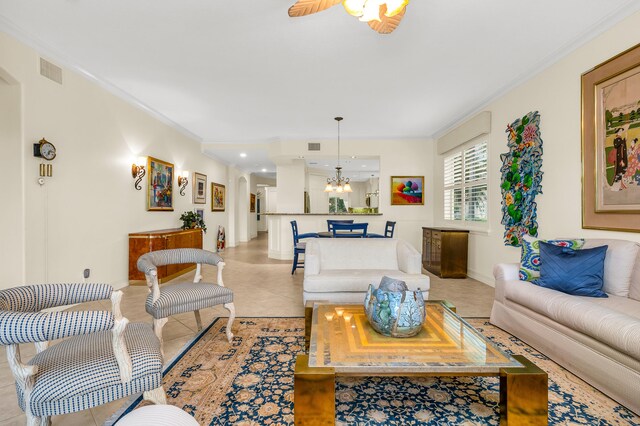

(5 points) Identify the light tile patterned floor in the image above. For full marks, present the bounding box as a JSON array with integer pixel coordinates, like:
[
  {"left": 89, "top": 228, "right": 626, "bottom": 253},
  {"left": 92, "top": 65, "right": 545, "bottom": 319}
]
[{"left": 0, "top": 233, "right": 494, "bottom": 425}]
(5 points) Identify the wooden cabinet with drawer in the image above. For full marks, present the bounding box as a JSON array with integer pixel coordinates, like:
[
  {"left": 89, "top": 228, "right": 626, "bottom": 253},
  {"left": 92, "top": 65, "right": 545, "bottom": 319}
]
[
  {"left": 128, "top": 228, "right": 203, "bottom": 284},
  {"left": 422, "top": 227, "right": 469, "bottom": 278}
]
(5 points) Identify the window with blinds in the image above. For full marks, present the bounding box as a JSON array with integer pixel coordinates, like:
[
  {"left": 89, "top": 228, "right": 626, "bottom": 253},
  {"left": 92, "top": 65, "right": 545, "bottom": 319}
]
[{"left": 443, "top": 141, "right": 487, "bottom": 222}]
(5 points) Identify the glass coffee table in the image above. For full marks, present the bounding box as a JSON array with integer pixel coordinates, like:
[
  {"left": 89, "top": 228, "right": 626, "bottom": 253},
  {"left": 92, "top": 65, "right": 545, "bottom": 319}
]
[{"left": 294, "top": 301, "right": 548, "bottom": 425}]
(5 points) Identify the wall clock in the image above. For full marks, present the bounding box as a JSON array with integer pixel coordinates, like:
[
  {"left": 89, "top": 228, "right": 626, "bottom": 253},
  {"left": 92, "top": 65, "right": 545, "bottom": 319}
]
[{"left": 33, "top": 138, "right": 56, "bottom": 160}]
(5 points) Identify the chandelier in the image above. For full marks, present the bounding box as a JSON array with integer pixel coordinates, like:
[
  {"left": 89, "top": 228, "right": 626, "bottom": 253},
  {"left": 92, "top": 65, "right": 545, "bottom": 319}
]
[
  {"left": 288, "top": 0, "right": 410, "bottom": 34},
  {"left": 324, "top": 117, "right": 353, "bottom": 193}
]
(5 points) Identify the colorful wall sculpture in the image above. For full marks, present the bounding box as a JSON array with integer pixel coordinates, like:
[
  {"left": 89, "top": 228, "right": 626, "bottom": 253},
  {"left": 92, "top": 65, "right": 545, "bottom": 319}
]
[{"left": 500, "top": 111, "right": 543, "bottom": 246}]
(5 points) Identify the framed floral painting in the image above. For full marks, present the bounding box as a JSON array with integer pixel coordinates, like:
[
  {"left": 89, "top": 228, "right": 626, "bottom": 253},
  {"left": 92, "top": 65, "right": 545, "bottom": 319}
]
[
  {"left": 583, "top": 42, "right": 640, "bottom": 231},
  {"left": 211, "top": 182, "right": 226, "bottom": 212},
  {"left": 147, "top": 157, "right": 174, "bottom": 211}
]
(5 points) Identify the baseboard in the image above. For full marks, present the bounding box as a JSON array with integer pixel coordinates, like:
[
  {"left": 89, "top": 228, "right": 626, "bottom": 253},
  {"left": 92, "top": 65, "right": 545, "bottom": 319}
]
[{"left": 466, "top": 269, "right": 494, "bottom": 286}]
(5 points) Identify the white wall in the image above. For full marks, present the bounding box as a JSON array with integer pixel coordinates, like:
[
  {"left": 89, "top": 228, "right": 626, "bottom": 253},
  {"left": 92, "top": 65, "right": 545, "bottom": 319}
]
[
  {"left": 276, "top": 160, "right": 306, "bottom": 213},
  {"left": 434, "top": 11, "right": 640, "bottom": 284},
  {"left": 0, "top": 70, "right": 24, "bottom": 287},
  {"left": 1, "top": 33, "right": 229, "bottom": 289}
]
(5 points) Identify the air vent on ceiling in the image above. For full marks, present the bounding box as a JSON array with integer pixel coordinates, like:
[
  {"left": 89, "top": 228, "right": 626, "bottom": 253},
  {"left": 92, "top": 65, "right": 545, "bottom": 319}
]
[
  {"left": 40, "top": 58, "right": 63, "bottom": 84},
  {"left": 308, "top": 142, "right": 321, "bottom": 151}
]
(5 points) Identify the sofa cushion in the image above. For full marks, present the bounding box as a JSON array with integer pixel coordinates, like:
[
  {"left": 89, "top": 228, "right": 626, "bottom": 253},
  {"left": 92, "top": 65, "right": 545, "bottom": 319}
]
[
  {"left": 505, "top": 280, "right": 640, "bottom": 360},
  {"left": 519, "top": 235, "right": 585, "bottom": 281},
  {"left": 316, "top": 239, "right": 400, "bottom": 270},
  {"left": 582, "top": 239, "right": 640, "bottom": 297},
  {"left": 536, "top": 242, "right": 607, "bottom": 298},
  {"left": 631, "top": 249, "right": 640, "bottom": 302},
  {"left": 303, "top": 269, "right": 430, "bottom": 293}
]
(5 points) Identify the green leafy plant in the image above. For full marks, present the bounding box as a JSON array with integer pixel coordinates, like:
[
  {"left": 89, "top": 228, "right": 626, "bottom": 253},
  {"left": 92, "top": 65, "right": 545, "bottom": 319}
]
[{"left": 179, "top": 211, "right": 207, "bottom": 233}]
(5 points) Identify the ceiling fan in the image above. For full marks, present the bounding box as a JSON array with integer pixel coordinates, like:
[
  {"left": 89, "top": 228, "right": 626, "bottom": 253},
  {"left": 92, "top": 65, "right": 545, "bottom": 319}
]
[{"left": 288, "top": 0, "right": 410, "bottom": 34}]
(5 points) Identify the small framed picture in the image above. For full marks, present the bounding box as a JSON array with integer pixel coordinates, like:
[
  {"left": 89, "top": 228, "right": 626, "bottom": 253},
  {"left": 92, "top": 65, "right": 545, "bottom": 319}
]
[
  {"left": 391, "top": 176, "right": 424, "bottom": 205},
  {"left": 211, "top": 182, "right": 226, "bottom": 212},
  {"left": 195, "top": 208, "right": 204, "bottom": 221},
  {"left": 250, "top": 193, "right": 256, "bottom": 212},
  {"left": 193, "top": 172, "right": 207, "bottom": 204}
]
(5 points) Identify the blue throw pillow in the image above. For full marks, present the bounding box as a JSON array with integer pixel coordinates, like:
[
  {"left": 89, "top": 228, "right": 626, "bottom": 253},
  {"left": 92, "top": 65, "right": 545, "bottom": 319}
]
[{"left": 536, "top": 242, "right": 608, "bottom": 298}]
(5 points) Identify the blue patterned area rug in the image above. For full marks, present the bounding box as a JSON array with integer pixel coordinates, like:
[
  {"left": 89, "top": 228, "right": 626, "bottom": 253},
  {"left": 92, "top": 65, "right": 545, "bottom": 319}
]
[{"left": 110, "top": 317, "right": 638, "bottom": 425}]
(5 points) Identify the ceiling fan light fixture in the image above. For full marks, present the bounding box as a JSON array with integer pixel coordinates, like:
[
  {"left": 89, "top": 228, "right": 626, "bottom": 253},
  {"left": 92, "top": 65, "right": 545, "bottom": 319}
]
[
  {"left": 384, "top": 0, "right": 409, "bottom": 17},
  {"left": 359, "top": 1, "right": 384, "bottom": 22},
  {"left": 343, "top": 0, "right": 366, "bottom": 17}
]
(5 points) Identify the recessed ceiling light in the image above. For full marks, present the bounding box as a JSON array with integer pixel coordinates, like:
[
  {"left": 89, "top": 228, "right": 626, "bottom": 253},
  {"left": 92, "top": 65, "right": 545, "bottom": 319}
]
[
  {"left": 324, "top": 164, "right": 329, "bottom": 167},
  {"left": 361, "top": 164, "right": 367, "bottom": 167},
  {"left": 351, "top": 156, "right": 356, "bottom": 159},
  {"left": 240, "top": 153, "right": 247, "bottom": 158},
  {"left": 262, "top": 168, "right": 267, "bottom": 172}
]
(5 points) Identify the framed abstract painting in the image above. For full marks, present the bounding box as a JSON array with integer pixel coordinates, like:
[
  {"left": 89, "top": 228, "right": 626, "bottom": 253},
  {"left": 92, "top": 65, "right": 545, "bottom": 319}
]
[
  {"left": 211, "top": 182, "right": 226, "bottom": 212},
  {"left": 147, "top": 157, "right": 174, "bottom": 211},
  {"left": 391, "top": 176, "right": 424, "bottom": 205},
  {"left": 582, "top": 42, "right": 640, "bottom": 232}
]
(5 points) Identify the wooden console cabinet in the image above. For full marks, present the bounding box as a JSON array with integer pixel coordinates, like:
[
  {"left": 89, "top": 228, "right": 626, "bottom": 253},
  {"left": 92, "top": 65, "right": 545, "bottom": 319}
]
[
  {"left": 128, "top": 228, "right": 203, "bottom": 284},
  {"left": 422, "top": 227, "right": 469, "bottom": 278}
]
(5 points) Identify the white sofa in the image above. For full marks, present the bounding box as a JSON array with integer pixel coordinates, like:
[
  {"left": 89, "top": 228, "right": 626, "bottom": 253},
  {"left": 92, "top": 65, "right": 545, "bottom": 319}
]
[
  {"left": 491, "top": 238, "right": 640, "bottom": 414},
  {"left": 303, "top": 238, "right": 430, "bottom": 304}
]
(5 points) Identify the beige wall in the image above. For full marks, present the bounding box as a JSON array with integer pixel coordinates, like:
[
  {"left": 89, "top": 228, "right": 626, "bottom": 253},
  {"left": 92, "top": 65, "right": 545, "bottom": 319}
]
[
  {"left": 1, "top": 33, "right": 229, "bottom": 289},
  {"left": 434, "top": 10, "right": 640, "bottom": 284}
]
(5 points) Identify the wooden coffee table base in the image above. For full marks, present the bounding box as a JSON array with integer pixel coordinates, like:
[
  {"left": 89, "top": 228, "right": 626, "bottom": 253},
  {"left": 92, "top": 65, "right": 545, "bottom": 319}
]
[{"left": 294, "top": 354, "right": 547, "bottom": 425}]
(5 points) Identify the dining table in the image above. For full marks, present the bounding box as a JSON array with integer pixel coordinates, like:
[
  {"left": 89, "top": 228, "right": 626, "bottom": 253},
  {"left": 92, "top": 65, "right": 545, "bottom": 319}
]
[{"left": 317, "top": 231, "right": 361, "bottom": 238}]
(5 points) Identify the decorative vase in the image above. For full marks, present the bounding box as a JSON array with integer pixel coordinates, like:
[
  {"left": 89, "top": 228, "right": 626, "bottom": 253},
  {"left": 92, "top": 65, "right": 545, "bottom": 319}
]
[{"left": 364, "top": 276, "right": 425, "bottom": 338}]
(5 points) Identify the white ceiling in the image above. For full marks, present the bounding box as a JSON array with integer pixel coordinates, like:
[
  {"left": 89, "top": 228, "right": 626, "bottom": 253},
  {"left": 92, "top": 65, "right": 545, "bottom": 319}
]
[{"left": 1, "top": 0, "right": 639, "bottom": 166}]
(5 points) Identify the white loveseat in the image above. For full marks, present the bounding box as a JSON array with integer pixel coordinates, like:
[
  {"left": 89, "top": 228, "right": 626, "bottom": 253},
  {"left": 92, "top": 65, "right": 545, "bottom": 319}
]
[
  {"left": 303, "top": 238, "right": 430, "bottom": 304},
  {"left": 491, "top": 238, "right": 640, "bottom": 414}
]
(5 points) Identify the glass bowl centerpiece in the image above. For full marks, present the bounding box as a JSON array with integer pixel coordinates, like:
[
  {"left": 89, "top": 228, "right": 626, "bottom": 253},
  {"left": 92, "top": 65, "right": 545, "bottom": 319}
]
[{"left": 364, "top": 276, "right": 425, "bottom": 338}]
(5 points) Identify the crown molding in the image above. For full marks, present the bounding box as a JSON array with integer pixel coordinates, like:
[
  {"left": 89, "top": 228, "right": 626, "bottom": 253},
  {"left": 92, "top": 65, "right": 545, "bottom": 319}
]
[{"left": 0, "top": 16, "right": 203, "bottom": 144}]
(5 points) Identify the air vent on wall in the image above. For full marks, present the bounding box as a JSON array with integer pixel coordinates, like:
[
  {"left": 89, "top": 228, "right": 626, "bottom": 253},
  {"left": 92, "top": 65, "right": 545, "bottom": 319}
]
[
  {"left": 39, "top": 58, "right": 62, "bottom": 84},
  {"left": 308, "top": 142, "right": 321, "bottom": 151}
]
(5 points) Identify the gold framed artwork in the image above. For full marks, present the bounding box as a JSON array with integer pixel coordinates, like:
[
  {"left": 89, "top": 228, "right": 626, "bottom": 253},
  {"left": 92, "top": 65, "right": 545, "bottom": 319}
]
[
  {"left": 211, "top": 182, "right": 226, "bottom": 212},
  {"left": 147, "top": 156, "right": 174, "bottom": 211},
  {"left": 390, "top": 176, "right": 424, "bottom": 205},
  {"left": 582, "top": 42, "right": 640, "bottom": 232},
  {"left": 193, "top": 172, "right": 207, "bottom": 204},
  {"left": 250, "top": 193, "right": 256, "bottom": 212}
]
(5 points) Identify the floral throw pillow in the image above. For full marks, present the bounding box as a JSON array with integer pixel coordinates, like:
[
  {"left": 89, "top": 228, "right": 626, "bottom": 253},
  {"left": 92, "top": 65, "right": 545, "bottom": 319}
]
[{"left": 519, "top": 234, "right": 585, "bottom": 281}]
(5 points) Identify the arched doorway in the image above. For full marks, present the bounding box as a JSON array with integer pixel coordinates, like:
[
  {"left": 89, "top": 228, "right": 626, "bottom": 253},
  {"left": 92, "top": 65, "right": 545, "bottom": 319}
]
[
  {"left": 235, "top": 176, "right": 249, "bottom": 243},
  {"left": 0, "top": 68, "right": 24, "bottom": 288}
]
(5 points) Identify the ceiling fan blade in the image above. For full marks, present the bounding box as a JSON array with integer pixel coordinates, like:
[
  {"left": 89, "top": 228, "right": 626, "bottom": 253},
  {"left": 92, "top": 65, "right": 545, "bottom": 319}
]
[
  {"left": 368, "top": 4, "right": 406, "bottom": 34},
  {"left": 288, "top": 0, "right": 343, "bottom": 17}
]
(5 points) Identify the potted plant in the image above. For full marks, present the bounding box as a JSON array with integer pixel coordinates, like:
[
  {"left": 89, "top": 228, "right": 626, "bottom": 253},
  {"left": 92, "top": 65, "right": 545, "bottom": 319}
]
[{"left": 179, "top": 211, "right": 207, "bottom": 233}]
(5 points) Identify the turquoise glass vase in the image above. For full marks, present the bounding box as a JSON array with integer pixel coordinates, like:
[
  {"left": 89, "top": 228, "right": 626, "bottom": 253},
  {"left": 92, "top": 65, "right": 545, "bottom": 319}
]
[{"left": 364, "top": 276, "right": 426, "bottom": 338}]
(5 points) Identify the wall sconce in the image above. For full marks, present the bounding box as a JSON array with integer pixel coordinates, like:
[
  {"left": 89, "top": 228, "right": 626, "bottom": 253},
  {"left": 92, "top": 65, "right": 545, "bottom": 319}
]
[
  {"left": 178, "top": 171, "right": 189, "bottom": 196},
  {"left": 131, "top": 157, "right": 146, "bottom": 190}
]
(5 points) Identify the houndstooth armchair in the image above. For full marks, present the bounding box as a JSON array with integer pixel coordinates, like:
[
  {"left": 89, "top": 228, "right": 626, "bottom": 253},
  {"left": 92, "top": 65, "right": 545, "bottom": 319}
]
[
  {"left": 137, "top": 248, "right": 235, "bottom": 351},
  {"left": 0, "top": 283, "right": 166, "bottom": 426}
]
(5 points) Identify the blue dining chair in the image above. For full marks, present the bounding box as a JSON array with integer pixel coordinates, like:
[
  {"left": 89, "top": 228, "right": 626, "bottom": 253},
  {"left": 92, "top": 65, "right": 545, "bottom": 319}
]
[
  {"left": 368, "top": 221, "right": 396, "bottom": 238},
  {"left": 327, "top": 219, "right": 354, "bottom": 232},
  {"left": 332, "top": 222, "right": 368, "bottom": 238},
  {"left": 291, "top": 220, "right": 318, "bottom": 274}
]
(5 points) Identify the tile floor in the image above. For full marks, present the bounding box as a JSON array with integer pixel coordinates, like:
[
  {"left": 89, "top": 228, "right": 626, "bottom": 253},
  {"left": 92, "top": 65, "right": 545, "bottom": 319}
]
[{"left": 0, "top": 232, "right": 495, "bottom": 425}]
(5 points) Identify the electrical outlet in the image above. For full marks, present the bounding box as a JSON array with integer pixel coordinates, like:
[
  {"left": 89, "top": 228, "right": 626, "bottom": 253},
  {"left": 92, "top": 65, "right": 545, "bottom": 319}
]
[{"left": 83, "top": 268, "right": 90, "bottom": 279}]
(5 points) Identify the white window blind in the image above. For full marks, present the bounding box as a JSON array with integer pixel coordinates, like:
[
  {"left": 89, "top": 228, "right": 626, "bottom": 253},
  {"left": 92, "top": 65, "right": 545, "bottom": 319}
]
[{"left": 444, "top": 141, "right": 487, "bottom": 222}]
